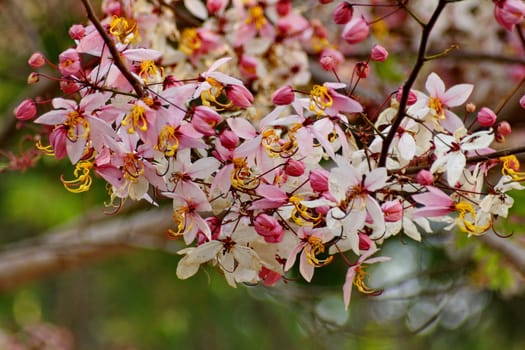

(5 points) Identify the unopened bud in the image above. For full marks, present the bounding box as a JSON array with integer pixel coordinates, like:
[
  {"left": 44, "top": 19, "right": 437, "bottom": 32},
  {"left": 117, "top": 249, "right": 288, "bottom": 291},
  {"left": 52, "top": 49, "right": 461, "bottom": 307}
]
[
  {"left": 332, "top": 2, "right": 353, "bottom": 25},
  {"left": 342, "top": 16, "right": 369, "bottom": 44},
  {"left": 416, "top": 169, "right": 434, "bottom": 185},
  {"left": 370, "top": 44, "right": 388, "bottom": 62},
  {"left": 14, "top": 99, "right": 37, "bottom": 121},
  {"left": 497, "top": 121, "right": 512, "bottom": 136},
  {"left": 284, "top": 159, "right": 305, "bottom": 177},
  {"left": 68, "top": 24, "right": 86, "bottom": 40},
  {"left": 319, "top": 47, "right": 344, "bottom": 71},
  {"left": 28, "top": 52, "right": 46, "bottom": 68},
  {"left": 477, "top": 107, "right": 497, "bottom": 127},
  {"left": 396, "top": 87, "right": 418, "bottom": 105},
  {"left": 225, "top": 84, "right": 254, "bottom": 108},
  {"left": 466, "top": 102, "right": 476, "bottom": 113},
  {"left": 272, "top": 85, "right": 295, "bottom": 105},
  {"left": 219, "top": 129, "right": 239, "bottom": 149},
  {"left": 27, "top": 72, "right": 40, "bottom": 84}
]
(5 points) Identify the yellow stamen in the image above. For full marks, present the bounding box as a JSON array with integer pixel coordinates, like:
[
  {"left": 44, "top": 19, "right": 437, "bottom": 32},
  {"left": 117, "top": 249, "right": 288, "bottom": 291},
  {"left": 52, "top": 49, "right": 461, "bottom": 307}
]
[
  {"left": 179, "top": 28, "right": 202, "bottom": 55},
  {"left": 455, "top": 201, "right": 491, "bottom": 235},
  {"left": 109, "top": 16, "right": 139, "bottom": 44},
  {"left": 261, "top": 129, "right": 298, "bottom": 157},
  {"left": 305, "top": 236, "right": 333, "bottom": 267},
  {"left": 230, "top": 158, "right": 260, "bottom": 191},
  {"left": 353, "top": 266, "right": 380, "bottom": 295},
  {"left": 168, "top": 207, "right": 191, "bottom": 238},
  {"left": 500, "top": 155, "right": 525, "bottom": 181},
  {"left": 156, "top": 125, "right": 179, "bottom": 157},
  {"left": 246, "top": 6, "right": 267, "bottom": 31},
  {"left": 200, "top": 78, "right": 232, "bottom": 110},
  {"left": 289, "top": 195, "right": 323, "bottom": 227},
  {"left": 138, "top": 60, "right": 159, "bottom": 82},
  {"left": 35, "top": 139, "right": 54, "bottom": 156},
  {"left": 428, "top": 96, "right": 445, "bottom": 120},
  {"left": 309, "top": 85, "right": 333, "bottom": 115},
  {"left": 123, "top": 153, "right": 145, "bottom": 181},
  {"left": 122, "top": 103, "right": 148, "bottom": 134},
  {"left": 61, "top": 160, "right": 93, "bottom": 193},
  {"left": 65, "top": 110, "right": 89, "bottom": 142}
]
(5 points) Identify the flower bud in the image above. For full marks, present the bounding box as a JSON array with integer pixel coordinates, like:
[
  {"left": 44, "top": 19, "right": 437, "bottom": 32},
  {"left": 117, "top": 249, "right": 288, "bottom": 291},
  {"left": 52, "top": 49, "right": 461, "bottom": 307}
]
[
  {"left": 355, "top": 62, "right": 369, "bottom": 79},
  {"left": 28, "top": 52, "right": 46, "bottom": 68},
  {"left": 192, "top": 106, "right": 222, "bottom": 136},
  {"left": 225, "top": 84, "right": 254, "bottom": 108},
  {"left": 497, "top": 121, "right": 512, "bottom": 136},
  {"left": 358, "top": 233, "right": 372, "bottom": 251},
  {"left": 477, "top": 107, "right": 497, "bottom": 127},
  {"left": 370, "top": 44, "right": 388, "bottom": 62},
  {"left": 466, "top": 102, "right": 476, "bottom": 113},
  {"left": 219, "top": 129, "right": 239, "bottom": 149},
  {"left": 416, "top": 169, "right": 434, "bottom": 185},
  {"left": 68, "top": 24, "right": 86, "bottom": 40},
  {"left": 272, "top": 85, "right": 295, "bottom": 105},
  {"left": 309, "top": 169, "right": 329, "bottom": 192},
  {"left": 495, "top": 0, "right": 525, "bottom": 31},
  {"left": 254, "top": 214, "right": 284, "bottom": 243},
  {"left": 276, "top": 0, "right": 292, "bottom": 16},
  {"left": 332, "top": 2, "right": 353, "bottom": 25},
  {"left": 27, "top": 72, "right": 40, "bottom": 84},
  {"left": 382, "top": 200, "right": 403, "bottom": 222},
  {"left": 14, "top": 99, "right": 37, "bottom": 121},
  {"left": 520, "top": 94, "right": 525, "bottom": 109},
  {"left": 284, "top": 159, "right": 305, "bottom": 177},
  {"left": 319, "top": 47, "right": 344, "bottom": 71},
  {"left": 259, "top": 267, "right": 282, "bottom": 286},
  {"left": 206, "top": 0, "right": 228, "bottom": 14},
  {"left": 342, "top": 16, "right": 369, "bottom": 44},
  {"left": 396, "top": 87, "right": 418, "bottom": 105}
]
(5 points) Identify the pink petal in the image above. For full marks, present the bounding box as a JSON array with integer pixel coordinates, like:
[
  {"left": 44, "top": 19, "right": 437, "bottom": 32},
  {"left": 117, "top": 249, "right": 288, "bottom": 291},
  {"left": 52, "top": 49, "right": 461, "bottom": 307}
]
[
  {"left": 442, "top": 83, "right": 473, "bottom": 107},
  {"left": 227, "top": 118, "right": 257, "bottom": 139},
  {"left": 425, "top": 72, "right": 445, "bottom": 97}
]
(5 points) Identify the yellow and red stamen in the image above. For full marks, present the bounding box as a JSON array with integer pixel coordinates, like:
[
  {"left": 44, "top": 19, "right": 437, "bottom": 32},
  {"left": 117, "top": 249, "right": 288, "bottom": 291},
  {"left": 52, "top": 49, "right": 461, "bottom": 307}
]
[{"left": 61, "top": 159, "right": 93, "bottom": 193}]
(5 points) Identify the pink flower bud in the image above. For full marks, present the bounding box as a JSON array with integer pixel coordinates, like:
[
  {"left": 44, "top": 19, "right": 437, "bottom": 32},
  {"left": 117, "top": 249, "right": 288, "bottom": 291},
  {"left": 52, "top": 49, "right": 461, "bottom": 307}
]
[
  {"left": 342, "top": 16, "right": 369, "bottom": 44},
  {"left": 272, "top": 85, "right": 295, "bottom": 105},
  {"left": 219, "top": 129, "right": 239, "bottom": 149},
  {"left": 58, "top": 48, "right": 81, "bottom": 77},
  {"left": 309, "top": 169, "right": 329, "bottom": 193},
  {"left": 276, "top": 0, "right": 292, "bottom": 16},
  {"left": 207, "top": 0, "right": 228, "bottom": 14},
  {"left": 396, "top": 87, "right": 418, "bottom": 105},
  {"left": 319, "top": 0, "right": 333, "bottom": 3},
  {"left": 382, "top": 200, "right": 403, "bottom": 222},
  {"left": 259, "top": 267, "right": 282, "bottom": 286},
  {"left": 355, "top": 62, "right": 369, "bottom": 78},
  {"left": 370, "top": 44, "right": 388, "bottom": 62},
  {"left": 495, "top": 0, "right": 525, "bottom": 31},
  {"left": 416, "top": 169, "right": 434, "bottom": 185},
  {"left": 477, "top": 107, "right": 497, "bottom": 127},
  {"left": 497, "top": 121, "right": 512, "bottom": 136},
  {"left": 28, "top": 52, "right": 46, "bottom": 68},
  {"left": 27, "top": 72, "right": 40, "bottom": 84},
  {"left": 254, "top": 214, "right": 284, "bottom": 243},
  {"left": 60, "top": 79, "right": 80, "bottom": 94},
  {"left": 358, "top": 233, "right": 372, "bottom": 251},
  {"left": 68, "top": 24, "right": 86, "bottom": 40},
  {"left": 332, "top": 2, "right": 353, "bottom": 25},
  {"left": 192, "top": 106, "right": 222, "bottom": 136},
  {"left": 284, "top": 159, "right": 305, "bottom": 177},
  {"left": 225, "top": 84, "right": 254, "bottom": 108},
  {"left": 14, "top": 99, "right": 37, "bottom": 121},
  {"left": 319, "top": 47, "right": 344, "bottom": 71}
]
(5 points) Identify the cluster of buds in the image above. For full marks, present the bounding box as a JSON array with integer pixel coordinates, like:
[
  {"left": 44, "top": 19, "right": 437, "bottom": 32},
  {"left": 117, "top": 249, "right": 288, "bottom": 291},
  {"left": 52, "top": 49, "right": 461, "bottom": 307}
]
[{"left": 12, "top": 0, "right": 525, "bottom": 309}]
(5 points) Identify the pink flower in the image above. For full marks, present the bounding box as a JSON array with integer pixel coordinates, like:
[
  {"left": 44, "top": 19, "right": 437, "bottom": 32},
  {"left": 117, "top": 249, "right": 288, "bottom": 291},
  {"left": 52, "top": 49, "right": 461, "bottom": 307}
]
[
  {"left": 259, "top": 267, "right": 282, "bottom": 286},
  {"left": 28, "top": 52, "right": 45, "bottom": 68},
  {"left": 49, "top": 126, "right": 68, "bottom": 160},
  {"left": 272, "top": 85, "right": 295, "bottom": 105},
  {"left": 342, "top": 16, "right": 369, "bottom": 44},
  {"left": 225, "top": 84, "right": 254, "bottom": 108},
  {"left": 494, "top": 0, "right": 525, "bottom": 31},
  {"left": 412, "top": 186, "right": 455, "bottom": 218},
  {"left": 284, "top": 159, "right": 305, "bottom": 177},
  {"left": 309, "top": 169, "right": 330, "bottom": 193},
  {"left": 254, "top": 214, "right": 284, "bottom": 243},
  {"left": 370, "top": 44, "right": 388, "bottom": 62},
  {"left": 342, "top": 249, "right": 390, "bottom": 309},
  {"left": 219, "top": 129, "right": 239, "bottom": 149},
  {"left": 68, "top": 24, "right": 86, "bottom": 40},
  {"left": 206, "top": 0, "right": 228, "bottom": 14},
  {"left": 477, "top": 107, "right": 497, "bottom": 127},
  {"left": 332, "top": 2, "right": 353, "bottom": 24},
  {"left": 58, "top": 48, "right": 81, "bottom": 77},
  {"left": 14, "top": 99, "right": 37, "bottom": 121}
]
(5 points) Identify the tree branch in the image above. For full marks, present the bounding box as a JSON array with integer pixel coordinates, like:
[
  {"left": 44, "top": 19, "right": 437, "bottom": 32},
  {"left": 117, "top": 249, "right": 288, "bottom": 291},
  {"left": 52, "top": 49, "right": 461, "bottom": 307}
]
[{"left": 0, "top": 207, "right": 174, "bottom": 291}]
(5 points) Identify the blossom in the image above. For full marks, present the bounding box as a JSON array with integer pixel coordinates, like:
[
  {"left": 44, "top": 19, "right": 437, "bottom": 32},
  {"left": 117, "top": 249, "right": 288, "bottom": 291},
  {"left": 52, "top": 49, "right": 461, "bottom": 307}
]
[
  {"left": 58, "top": 48, "right": 81, "bottom": 77},
  {"left": 28, "top": 52, "right": 45, "bottom": 68},
  {"left": 494, "top": 0, "right": 525, "bottom": 31},
  {"left": 14, "top": 99, "right": 37, "bottom": 121},
  {"left": 342, "top": 248, "right": 390, "bottom": 309}
]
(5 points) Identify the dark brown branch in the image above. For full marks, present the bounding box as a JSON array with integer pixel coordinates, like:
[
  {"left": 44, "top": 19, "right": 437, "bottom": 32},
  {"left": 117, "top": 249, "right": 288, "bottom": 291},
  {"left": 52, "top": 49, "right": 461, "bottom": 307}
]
[
  {"left": 80, "top": 0, "right": 145, "bottom": 98},
  {"left": 378, "top": 0, "right": 448, "bottom": 167},
  {"left": 0, "top": 207, "right": 174, "bottom": 291}
]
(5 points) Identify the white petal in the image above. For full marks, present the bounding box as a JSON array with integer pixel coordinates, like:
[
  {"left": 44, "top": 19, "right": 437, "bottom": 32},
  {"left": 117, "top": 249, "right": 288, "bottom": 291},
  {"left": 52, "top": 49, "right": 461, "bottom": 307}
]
[{"left": 184, "top": 0, "right": 208, "bottom": 20}]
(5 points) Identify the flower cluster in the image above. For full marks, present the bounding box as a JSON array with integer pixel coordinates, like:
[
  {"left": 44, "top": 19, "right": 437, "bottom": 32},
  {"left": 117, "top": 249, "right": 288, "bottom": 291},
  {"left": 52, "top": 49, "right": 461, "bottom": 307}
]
[{"left": 13, "top": 0, "right": 525, "bottom": 309}]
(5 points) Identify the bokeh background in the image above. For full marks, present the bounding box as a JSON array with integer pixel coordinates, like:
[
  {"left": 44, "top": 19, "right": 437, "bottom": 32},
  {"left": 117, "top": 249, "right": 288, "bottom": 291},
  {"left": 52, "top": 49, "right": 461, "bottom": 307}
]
[{"left": 2, "top": 0, "right": 525, "bottom": 349}]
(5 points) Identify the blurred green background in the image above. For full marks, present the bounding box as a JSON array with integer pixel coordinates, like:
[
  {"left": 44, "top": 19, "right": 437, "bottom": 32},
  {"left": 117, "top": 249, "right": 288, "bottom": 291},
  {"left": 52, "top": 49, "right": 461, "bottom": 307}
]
[{"left": 2, "top": 1, "right": 525, "bottom": 349}]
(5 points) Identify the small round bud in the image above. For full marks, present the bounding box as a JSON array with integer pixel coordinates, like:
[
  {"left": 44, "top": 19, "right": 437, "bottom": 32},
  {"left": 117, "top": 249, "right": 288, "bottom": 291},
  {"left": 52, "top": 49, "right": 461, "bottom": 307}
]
[
  {"left": 477, "top": 107, "right": 497, "bottom": 127},
  {"left": 319, "top": 47, "right": 344, "bottom": 71},
  {"left": 284, "top": 159, "right": 305, "bottom": 177},
  {"left": 396, "top": 87, "right": 418, "bottom": 105},
  {"left": 370, "top": 44, "right": 388, "bottom": 62},
  {"left": 497, "top": 121, "right": 512, "bottom": 136},
  {"left": 14, "top": 99, "right": 37, "bottom": 121},
  {"left": 466, "top": 102, "right": 476, "bottom": 113},
  {"left": 27, "top": 72, "right": 40, "bottom": 84},
  {"left": 342, "top": 16, "right": 369, "bottom": 44},
  {"left": 520, "top": 94, "right": 525, "bottom": 109},
  {"left": 332, "top": 2, "right": 353, "bottom": 25},
  {"left": 219, "top": 129, "right": 239, "bottom": 149},
  {"left": 272, "top": 85, "right": 295, "bottom": 105},
  {"left": 416, "top": 169, "right": 434, "bottom": 185},
  {"left": 68, "top": 24, "right": 86, "bottom": 40},
  {"left": 28, "top": 52, "right": 46, "bottom": 68}
]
